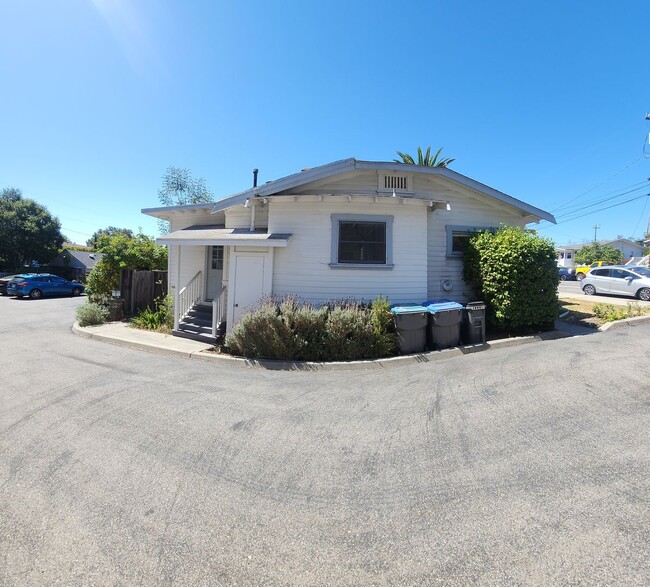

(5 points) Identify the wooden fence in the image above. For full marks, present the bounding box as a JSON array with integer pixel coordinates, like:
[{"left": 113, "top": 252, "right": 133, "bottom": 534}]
[{"left": 120, "top": 270, "right": 168, "bottom": 316}]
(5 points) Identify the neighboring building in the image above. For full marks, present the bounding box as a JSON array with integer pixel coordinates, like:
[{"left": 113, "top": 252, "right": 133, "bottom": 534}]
[
  {"left": 555, "top": 246, "right": 579, "bottom": 268},
  {"left": 142, "top": 158, "right": 555, "bottom": 340},
  {"left": 604, "top": 238, "right": 646, "bottom": 262},
  {"left": 556, "top": 238, "right": 646, "bottom": 267},
  {"left": 47, "top": 249, "right": 103, "bottom": 281}
]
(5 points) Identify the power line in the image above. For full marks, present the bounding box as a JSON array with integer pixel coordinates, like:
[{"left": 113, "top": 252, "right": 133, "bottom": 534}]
[
  {"left": 558, "top": 193, "right": 649, "bottom": 223},
  {"left": 551, "top": 157, "right": 644, "bottom": 213},
  {"left": 538, "top": 192, "right": 650, "bottom": 229},
  {"left": 630, "top": 196, "right": 650, "bottom": 238},
  {"left": 554, "top": 184, "right": 649, "bottom": 218}
]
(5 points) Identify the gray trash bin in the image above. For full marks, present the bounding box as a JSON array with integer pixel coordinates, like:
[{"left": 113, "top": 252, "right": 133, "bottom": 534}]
[
  {"left": 391, "top": 305, "right": 428, "bottom": 354},
  {"left": 462, "top": 301, "right": 486, "bottom": 344},
  {"left": 423, "top": 299, "right": 463, "bottom": 350}
]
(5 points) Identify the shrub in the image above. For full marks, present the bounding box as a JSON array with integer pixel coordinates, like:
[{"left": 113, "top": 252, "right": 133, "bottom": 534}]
[
  {"left": 76, "top": 302, "right": 109, "bottom": 327},
  {"left": 463, "top": 226, "right": 560, "bottom": 331},
  {"left": 592, "top": 302, "right": 647, "bottom": 322},
  {"left": 225, "top": 296, "right": 397, "bottom": 362},
  {"left": 131, "top": 294, "right": 174, "bottom": 333},
  {"left": 86, "top": 232, "right": 167, "bottom": 302}
]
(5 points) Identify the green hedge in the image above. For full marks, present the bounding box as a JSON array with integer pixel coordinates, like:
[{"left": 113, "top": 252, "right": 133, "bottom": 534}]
[
  {"left": 225, "top": 297, "right": 397, "bottom": 361},
  {"left": 463, "top": 226, "right": 560, "bottom": 331}
]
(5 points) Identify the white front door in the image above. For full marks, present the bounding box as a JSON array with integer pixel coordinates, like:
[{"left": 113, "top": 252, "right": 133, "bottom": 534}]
[
  {"left": 206, "top": 246, "right": 224, "bottom": 301},
  {"left": 230, "top": 252, "right": 272, "bottom": 326}
]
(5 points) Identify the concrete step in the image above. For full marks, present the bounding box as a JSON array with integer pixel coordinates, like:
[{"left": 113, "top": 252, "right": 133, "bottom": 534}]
[{"left": 172, "top": 328, "right": 217, "bottom": 344}]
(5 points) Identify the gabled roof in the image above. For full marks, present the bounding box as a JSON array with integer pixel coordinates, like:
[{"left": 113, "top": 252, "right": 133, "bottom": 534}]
[
  {"left": 50, "top": 249, "right": 103, "bottom": 268},
  {"left": 207, "top": 158, "right": 555, "bottom": 223},
  {"left": 603, "top": 238, "right": 644, "bottom": 247}
]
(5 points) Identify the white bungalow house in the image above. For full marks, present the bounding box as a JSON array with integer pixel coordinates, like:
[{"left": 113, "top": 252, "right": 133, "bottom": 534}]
[{"left": 142, "top": 158, "right": 555, "bottom": 342}]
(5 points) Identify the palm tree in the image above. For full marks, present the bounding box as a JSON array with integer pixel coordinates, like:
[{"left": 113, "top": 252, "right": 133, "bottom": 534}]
[{"left": 393, "top": 146, "right": 455, "bottom": 168}]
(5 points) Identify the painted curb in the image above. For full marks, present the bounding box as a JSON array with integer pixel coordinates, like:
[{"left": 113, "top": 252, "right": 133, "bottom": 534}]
[{"left": 73, "top": 322, "right": 572, "bottom": 371}]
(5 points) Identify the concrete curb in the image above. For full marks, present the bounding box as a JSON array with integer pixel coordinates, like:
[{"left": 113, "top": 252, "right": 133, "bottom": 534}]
[
  {"left": 73, "top": 321, "right": 572, "bottom": 371},
  {"left": 71, "top": 323, "right": 212, "bottom": 360},
  {"left": 598, "top": 314, "right": 650, "bottom": 332}
]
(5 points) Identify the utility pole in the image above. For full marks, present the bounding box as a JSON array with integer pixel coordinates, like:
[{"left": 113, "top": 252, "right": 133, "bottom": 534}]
[{"left": 593, "top": 224, "right": 601, "bottom": 242}]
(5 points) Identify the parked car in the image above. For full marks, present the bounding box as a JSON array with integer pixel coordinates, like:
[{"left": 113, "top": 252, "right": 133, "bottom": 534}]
[
  {"left": 575, "top": 260, "right": 614, "bottom": 281},
  {"left": 558, "top": 267, "right": 576, "bottom": 281},
  {"left": 0, "top": 273, "right": 35, "bottom": 295},
  {"left": 6, "top": 274, "right": 85, "bottom": 299},
  {"left": 582, "top": 266, "right": 650, "bottom": 301}
]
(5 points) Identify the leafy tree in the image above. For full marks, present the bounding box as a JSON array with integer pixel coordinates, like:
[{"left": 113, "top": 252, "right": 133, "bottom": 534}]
[
  {"left": 394, "top": 146, "right": 455, "bottom": 168},
  {"left": 157, "top": 167, "right": 213, "bottom": 234},
  {"left": 86, "top": 226, "right": 134, "bottom": 249},
  {"left": 574, "top": 243, "right": 623, "bottom": 265},
  {"left": 1, "top": 187, "right": 22, "bottom": 202},
  {"left": 463, "top": 226, "right": 560, "bottom": 331},
  {"left": 0, "top": 187, "right": 64, "bottom": 271},
  {"left": 86, "top": 232, "right": 168, "bottom": 302}
]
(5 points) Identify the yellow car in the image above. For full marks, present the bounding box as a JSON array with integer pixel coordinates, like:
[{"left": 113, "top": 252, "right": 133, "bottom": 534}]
[{"left": 575, "top": 261, "right": 614, "bottom": 281}]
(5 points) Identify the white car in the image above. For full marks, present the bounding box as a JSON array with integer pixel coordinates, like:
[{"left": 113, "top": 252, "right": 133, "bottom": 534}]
[{"left": 582, "top": 266, "right": 650, "bottom": 301}]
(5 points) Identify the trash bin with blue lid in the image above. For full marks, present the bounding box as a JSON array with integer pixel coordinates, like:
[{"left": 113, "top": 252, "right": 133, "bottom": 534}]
[
  {"left": 390, "top": 304, "right": 428, "bottom": 354},
  {"left": 422, "top": 299, "right": 464, "bottom": 350}
]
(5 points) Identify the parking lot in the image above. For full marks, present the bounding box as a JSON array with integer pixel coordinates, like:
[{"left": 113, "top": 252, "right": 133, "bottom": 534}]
[{"left": 1, "top": 294, "right": 649, "bottom": 585}]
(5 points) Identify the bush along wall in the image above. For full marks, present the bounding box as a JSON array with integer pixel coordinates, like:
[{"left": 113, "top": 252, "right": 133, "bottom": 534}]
[
  {"left": 463, "top": 226, "right": 560, "bottom": 332},
  {"left": 224, "top": 296, "right": 397, "bottom": 362}
]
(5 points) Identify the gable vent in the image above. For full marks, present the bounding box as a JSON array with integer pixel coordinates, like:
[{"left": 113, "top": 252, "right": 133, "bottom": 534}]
[
  {"left": 379, "top": 173, "right": 412, "bottom": 193},
  {"left": 384, "top": 175, "right": 408, "bottom": 190}
]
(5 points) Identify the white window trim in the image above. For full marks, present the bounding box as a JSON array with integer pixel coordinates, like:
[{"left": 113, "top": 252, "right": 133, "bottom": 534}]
[
  {"left": 446, "top": 225, "right": 496, "bottom": 257},
  {"left": 330, "top": 214, "right": 394, "bottom": 269}
]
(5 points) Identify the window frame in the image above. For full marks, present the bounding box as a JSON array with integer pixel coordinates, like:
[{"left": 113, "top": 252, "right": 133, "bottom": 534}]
[
  {"left": 445, "top": 225, "right": 496, "bottom": 257},
  {"left": 330, "top": 214, "right": 394, "bottom": 270},
  {"left": 211, "top": 245, "right": 224, "bottom": 271}
]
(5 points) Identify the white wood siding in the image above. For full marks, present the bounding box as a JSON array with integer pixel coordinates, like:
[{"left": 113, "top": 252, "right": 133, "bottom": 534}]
[
  {"left": 168, "top": 214, "right": 217, "bottom": 291},
  {"left": 268, "top": 200, "right": 428, "bottom": 305},
  {"left": 427, "top": 196, "right": 525, "bottom": 301},
  {"left": 224, "top": 204, "right": 269, "bottom": 229},
  {"left": 167, "top": 245, "right": 205, "bottom": 292}
]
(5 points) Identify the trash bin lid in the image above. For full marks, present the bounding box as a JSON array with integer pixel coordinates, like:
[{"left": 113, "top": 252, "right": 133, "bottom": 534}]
[
  {"left": 422, "top": 299, "right": 464, "bottom": 313},
  {"left": 391, "top": 304, "right": 428, "bottom": 315}
]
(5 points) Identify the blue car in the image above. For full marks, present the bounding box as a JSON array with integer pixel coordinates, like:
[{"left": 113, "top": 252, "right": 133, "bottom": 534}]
[{"left": 7, "top": 274, "right": 85, "bottom": 299}]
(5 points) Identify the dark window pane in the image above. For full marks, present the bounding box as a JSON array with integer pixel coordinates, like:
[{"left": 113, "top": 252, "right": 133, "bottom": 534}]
[
  {"left": 211, "top": 246, "right": 223, "bottom": 270},
  {"left": 452, "top": 233, "right": 469, "bottom": 254},
  {"left": 338, "top": 221, "right": 386, "bottom": 264}
]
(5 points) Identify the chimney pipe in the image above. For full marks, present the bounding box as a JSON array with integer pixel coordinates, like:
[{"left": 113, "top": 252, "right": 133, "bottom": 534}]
[{"left": 253, "top": 168, "right": 259, "bottom": 188}]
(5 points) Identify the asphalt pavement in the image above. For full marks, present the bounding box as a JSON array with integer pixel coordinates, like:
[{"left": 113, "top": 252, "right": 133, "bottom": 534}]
[{"left": 1, "top": 294, "right": 649, "bottom": 586}]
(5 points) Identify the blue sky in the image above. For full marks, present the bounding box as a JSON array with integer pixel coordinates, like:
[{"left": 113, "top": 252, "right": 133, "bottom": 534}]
[{"left": 1, "top": 0, "right": 649, "bottom": 246}]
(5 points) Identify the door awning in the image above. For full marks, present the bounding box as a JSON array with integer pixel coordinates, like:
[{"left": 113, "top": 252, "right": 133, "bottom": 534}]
[{"left": 157, "top": 225, "right": 292, "bottom": 247}]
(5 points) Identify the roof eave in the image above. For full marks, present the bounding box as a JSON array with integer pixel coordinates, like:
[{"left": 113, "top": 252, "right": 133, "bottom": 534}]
[{"left": 210, "top": 158, "right": 357, "bottom": 213}]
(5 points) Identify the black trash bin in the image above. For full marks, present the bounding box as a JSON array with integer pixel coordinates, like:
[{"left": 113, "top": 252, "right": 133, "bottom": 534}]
[
  {"left": 390, "top": 304, "right": 428, "bottom": 354},
  {"left": 462, "top": 301, "right": 486, "bottom": 344},
  {"left": 423, "top": 299, "right": 464, "bottom": 350}
]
